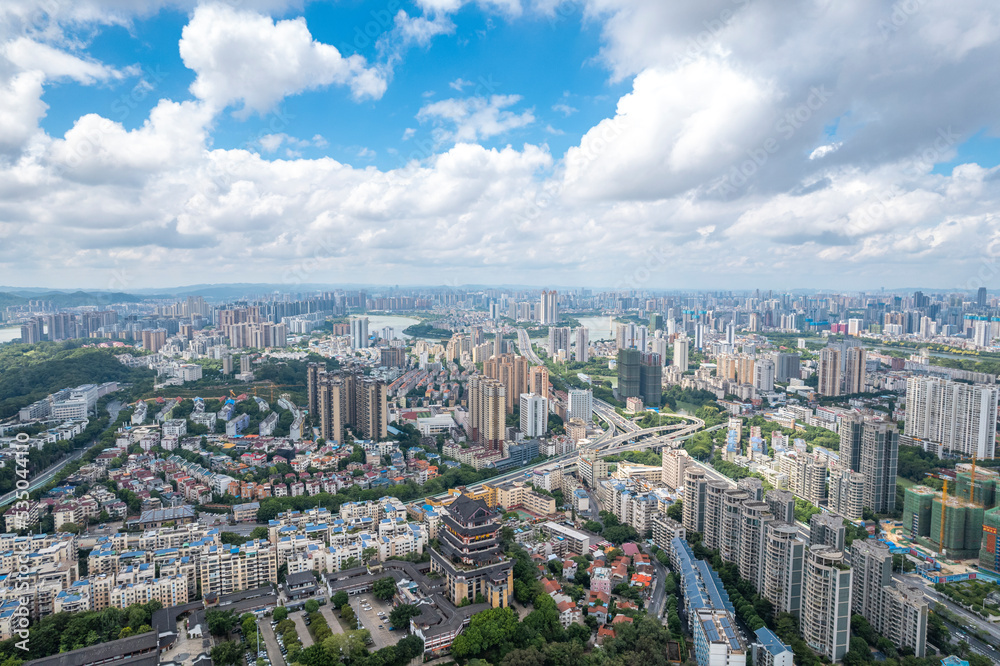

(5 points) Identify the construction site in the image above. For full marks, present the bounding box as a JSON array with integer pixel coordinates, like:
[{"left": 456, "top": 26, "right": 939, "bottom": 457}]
[{"left": 894, "top": 462, "right": 1000, "bottom": 574}]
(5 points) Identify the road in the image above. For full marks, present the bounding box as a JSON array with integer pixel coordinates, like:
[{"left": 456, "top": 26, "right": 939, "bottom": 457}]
[
  {"left": 515, "top": 328, "right": 543, "bottom": 365},
  {"left": 645, "top": 544, "right": 669, "bottom": 619},
  {"left": 938, "top": 615, "right": 1000, "bottom": 662},
  {"left": 0, "top": 448, "right": 87, "bottom": 508},
  {"left": 897, "top": 573, "right": 1000, "bottom": 648}
]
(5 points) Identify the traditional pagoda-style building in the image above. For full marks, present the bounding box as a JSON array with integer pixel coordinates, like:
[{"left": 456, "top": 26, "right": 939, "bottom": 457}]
[{"left": 430, "top": 493, "right": 513, "bottom": 607}]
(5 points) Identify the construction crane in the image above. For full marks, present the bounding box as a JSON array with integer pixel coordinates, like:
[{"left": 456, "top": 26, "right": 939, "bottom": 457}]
[{"left": 926, "top": 472, "right": 950, "bottom": 555}]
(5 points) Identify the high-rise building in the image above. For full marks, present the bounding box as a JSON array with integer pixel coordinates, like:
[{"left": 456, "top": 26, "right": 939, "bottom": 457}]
[
  {"left": 682, "top": 467, "right": 708, "bottom": 533},
  {"left": 141, "top": 328, "right": 167, "bottom": 353},
  {"left": 738, "top": 501, "right": 773, "bottom": 590},
  {"left": 575, "top": 326, "right": 589, "bottom": 362},
  {"left": 548, "top": 326, "right": 570, "bottom": 357},
  {"left": 977, "top": 287, "right": 988, "bottom": 308},
  {"left": 577, "top": 452, "right": 608, "bottom": 488},
  {"left": 240, "top": 354, "right": 252, "bottom": 374},
  {"left": 817, "top": 347, "right": 841, "bottom": 396},
  {"left": 567, "top": 388, "right": 593, "bottom": 422},
  {"left": 519, "top": 393, "right": 548, "bottom": 438},
  {"left": 760, "top": 522, "right": 805, "bottom": 619},
  {"left": 314, "top": 370, "right": 389, "bottom": 442},
  {"left": 844, "top": 347, "right": 867, "bottom": 395},
  {"left": 765, "top": 489, "right": 794, "bottom": 524},
  {"left": 860, "top": 421, "right": 898, "bottom": 514},
  {"left": 638, "top": 352, "right": 662, "bottom": 406},
  {"left": 528, "top": 365, "right": 550, "bottom": 399},
  {"left": 839, "top": 412, "right": 864, "bottom": 472},
  {"left": 828, "top": 466, "right": 865, "bottom": 520},
  {"left": 809, "top": 513, "right": 846, "bottom": 551},
  {"left": 775, "top": 353, "right": 801, "bottom": 382},
  {"left": 702, "top": 482, "right": 731, "bottom": 552},
  {"left": 430, "top": 494, "right": 513, "bottom": 608},
  {"left": 649, "top": 313, "right": 663, "bottom": 332},
  {"left": 851, "top": 540, "right": 928, "bottom": 657},
  {"left": 672, "top": 336, "right": 689, "bottom": 371},
  {"left": 483, "top": 353, "right": 529, "bottom": 414},
  {"left": 616, "top": 348, "right": 641, "bottom": 399},
  {"left": 351, "top": 316, "right": 369, "bottom": 349},
  {"left": 661, "top": 449, "right": 690, "bottom": 491},
  {"left": 539, "top": 290, "right": 559, "bottom": 325},
  {"left": 904, "top": 376, "right": 999, "bottom": 459},
  {"left": 468, "top": 376, "right": 506, "bottom": 451},
  {"left": 753, "top": 358, "right": 775, "bottom": 392},
  {"left": 801, "top": 545, "right": 852, "bottom": 663}
]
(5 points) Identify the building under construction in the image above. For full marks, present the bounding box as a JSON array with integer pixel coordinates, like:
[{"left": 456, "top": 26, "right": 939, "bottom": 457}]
[
  {"left": 927, "top": 496, "right": 985, "bottom": 559},
  {"left": 979, "top": 507, "right": 1000, "bottom": 573},
  {"left": 902, "top": 486, "right": 938, "bottom": 539},
  {"left": 954, "top": 464, "right": 999, "bottom": 509}
]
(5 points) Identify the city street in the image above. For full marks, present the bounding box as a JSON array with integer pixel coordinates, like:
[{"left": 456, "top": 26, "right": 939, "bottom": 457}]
[{"left": 896, "top": 573, "right": 1000, "bottom": 648}]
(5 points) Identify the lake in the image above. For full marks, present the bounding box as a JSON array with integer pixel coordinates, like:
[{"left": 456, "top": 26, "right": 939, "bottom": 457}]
[
  {"left": 577, "top": 315, "right": 616, "bottom": 341},
  {"left": 363, "top": 314, "right": 421, "bottom": 340},
  {"left": 0, "top": 327, "right": 21, "bottom": 345}
]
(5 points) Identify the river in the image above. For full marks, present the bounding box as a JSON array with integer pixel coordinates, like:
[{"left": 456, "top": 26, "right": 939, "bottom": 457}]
[{"left": 0, "top": 327, "right": 20, "bottom": 345}]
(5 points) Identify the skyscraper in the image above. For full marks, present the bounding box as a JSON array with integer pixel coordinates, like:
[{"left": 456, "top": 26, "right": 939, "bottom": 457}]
[
  {"left": 649, "top": 313, "right": 663, "bottom": 332},
  {"left": 801, "top": 545, "right": 852, "bottom": 663},
  {"left": 575, "top": 326, "right": 590, "bottom": 362},
  {"left": 548, "top": 326, "right": 570, "bottom": 357},
  {"left": 567, "top": 388, "right": 593, "bottom": 422},
  {"left": 904, "top": 376, "right": 999, "bottom": 458},
  {"left": 775, "top": 352, "right": 801, "bottom": 382},
  {"left": 617, "top": 348, "right": 641, "bottom": 399},
  {"left": 673, "top": 336, "right": 689, "bottom": 371},
  {"left": 539, "top": 290, "right": 559, "bottom": 324},
  {"left": 351, "top": 316, "right": 369, "bottom": 349},
  {"left": 817, "top": 347, "right": 841, "bottom": 396},
  {"left": 483, "top": 353, "right": 529, "bottom": 414},
  {"left": 638, "top": 352, "right": 662, "bottom": 406},
  {"left": 760, "top": 522, "right": 805, "bottom": 619},
  {"left": 860, "top": 421, "right": 898, "bottom": 514},
  {"left": 528, "top": 365, "right": 550, "bottom": 399},
  {"left": 753, "top": 358, "right": 775, "bottom": 392},
  {"left": 839, "top": 412, "right": 864, "bottom": 472},
  {"left": 977, "top": 286, "right": 988, "bottom": 308},
  {"left": 844, "top": 346, "right": 867, "bottom": 394},
  {"left": 851, "top": 540, "right": 928, "bottom": 657},
  {"left": 683, "top": 467, "right": 708, "bottom": 533},
  {"left": 519, "top": 393, "right": 548, "bottom": 438},
  {"left": 468, "top": 376, "right": 506, "bottom": 451}
]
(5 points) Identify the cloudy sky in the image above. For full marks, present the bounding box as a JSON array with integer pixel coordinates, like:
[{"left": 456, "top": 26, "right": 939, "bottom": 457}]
[{"left": 1, "top": 0, "right": 1000, "bottom": 292}]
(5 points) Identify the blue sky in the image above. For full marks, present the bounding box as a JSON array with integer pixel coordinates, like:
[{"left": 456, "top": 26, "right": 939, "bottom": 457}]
[
  {"left": 38, "top": 1, "right": 629, "bottom": 171},
  {"left": 2, "top": 0, "right": 1000, "bottom": 290}
]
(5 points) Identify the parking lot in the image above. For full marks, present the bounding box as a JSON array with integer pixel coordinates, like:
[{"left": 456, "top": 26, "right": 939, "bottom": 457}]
[{"left": 351, "top": 594, "right": 402, "bottom": 650}]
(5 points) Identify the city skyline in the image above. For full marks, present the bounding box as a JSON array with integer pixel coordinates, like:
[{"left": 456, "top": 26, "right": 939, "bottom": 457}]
[{"left": 1, "top": 2, "right": 1000, "bottom": 289}]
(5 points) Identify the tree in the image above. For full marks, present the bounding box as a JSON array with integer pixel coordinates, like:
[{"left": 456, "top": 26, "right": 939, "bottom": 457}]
[
  {"left": 59, "top": 522, "right": 81, "bottom": 534},
  {"left": 249, "top": 526, "right": 269, "bottom": 540},
  {"left": 304, "top": 599, "right": 320, "bottom": 614},
  {"left": 332, "top": 590, "right": 349, "bottom": 609},
  {"left": 341, "top": 604, "right": 357, "bottom": 628},
  {"left": 206, "top": 609, "right": 238, "bottom": 636},
  {"left": 666, "top": 500, "right": 683, "bottom": 522},
  {"left": 272, "top": 606, "right": 288, "bottom": 622},
  {"left": 451, "top": 607, "right": 519, "bottom": 659},
  {"left": 389, "top": 604, "right": 421, "bottom": 629},
  {"left": 373, "top": 576, "right": 396, "bottom": 601},
  {"left": 210, "top": 641, "right": 242, "bottom": 666}
]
